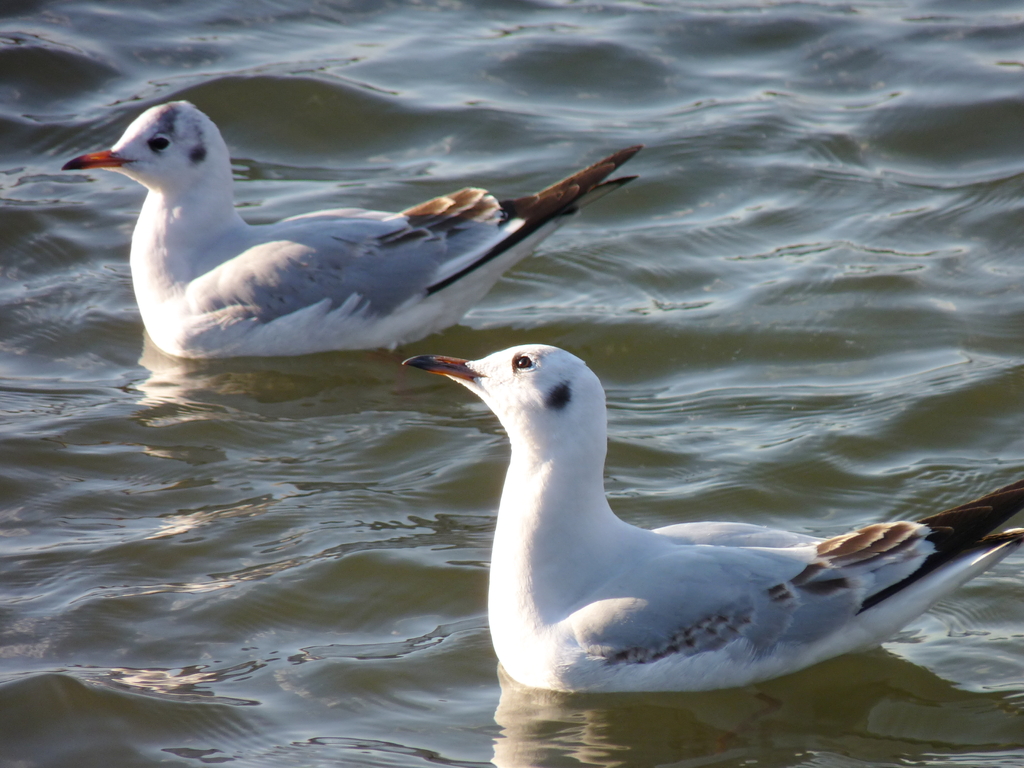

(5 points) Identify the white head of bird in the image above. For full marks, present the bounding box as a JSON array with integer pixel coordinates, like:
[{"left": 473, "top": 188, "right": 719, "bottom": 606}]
[
  {"left": 405, "top": 344, "right": 608, "bottom": 469},
  {"left": 63, "top": 101, "right": 232, "bottom": 201}
]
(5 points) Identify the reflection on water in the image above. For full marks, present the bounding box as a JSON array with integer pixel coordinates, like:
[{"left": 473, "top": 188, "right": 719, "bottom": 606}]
[
  {"left": 493, "top": 666, "right": 744, "bottom": 767},
  {"left": 100, "top": 662, "right": 266, "bottom": 706},
  {"left": 134, "top": 333, "right": 406, "bottom": 415},
  {"left": 294, "top": 617, "right": 484, "bottom": 663},
  {"left": 492, "top": 652, "right": 1024, "bottom": 768}
]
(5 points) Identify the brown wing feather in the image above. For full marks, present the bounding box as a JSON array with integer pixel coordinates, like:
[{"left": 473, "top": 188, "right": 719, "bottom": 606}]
[
  {"left": 504, "top": 145, "right": 643, "bottom": 225},
  {"left": 783, "top": 479, "right": 1024, "bottom": 614},
  {"left": 857, "top": 478, "right": 1024, "bottom": 612},
  {"left": 422, "top": 145, "right": 642, "bottom": 296},
  {"left": 401, "top": 187, "right": 501, "bottom": 222},
  {"left": 815, "top": 521, "right": 922, "bottom": 566}
]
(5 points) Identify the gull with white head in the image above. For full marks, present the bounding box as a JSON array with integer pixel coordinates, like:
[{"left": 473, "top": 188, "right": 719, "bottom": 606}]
[
  {"left": 62, "top": 101, "right": 640, "bottom": 358},
  {"left": 404, "top": 344, "right": 1024, "bottom": 692}
]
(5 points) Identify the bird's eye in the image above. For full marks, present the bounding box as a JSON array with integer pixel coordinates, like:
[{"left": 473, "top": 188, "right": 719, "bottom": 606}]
[
  {"left": 513, "top": 354, "right": 534, "bottom": 371},
  {"left": 148, "top": 137, "right": 170, "bottom": 152}
]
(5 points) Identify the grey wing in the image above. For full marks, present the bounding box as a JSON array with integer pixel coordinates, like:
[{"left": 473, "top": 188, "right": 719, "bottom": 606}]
[
  {"left": 570, "top": 521, "right": 940, "bottom": 665},
  {"left": 654, "top": 520, "right": 822, "bottom": 548},
  {"left": 568, "top": 546, "right": 811, "bottom": 664},
  {"left": 187, "top": 191, "right": 506, "bottom": 323}
]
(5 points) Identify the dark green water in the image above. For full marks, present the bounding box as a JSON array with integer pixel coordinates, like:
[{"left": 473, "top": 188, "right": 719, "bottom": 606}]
[{"left": 2, "top": 1, "right": 1024, "bottom": 766}]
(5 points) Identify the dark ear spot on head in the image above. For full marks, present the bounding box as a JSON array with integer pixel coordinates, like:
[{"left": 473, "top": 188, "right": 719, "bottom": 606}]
[
  {"left": 190, "top": 145, "right": 207, "bottom": 164},
  {"left": 545, "top": 381, "right": 572, "bottom": 410}
]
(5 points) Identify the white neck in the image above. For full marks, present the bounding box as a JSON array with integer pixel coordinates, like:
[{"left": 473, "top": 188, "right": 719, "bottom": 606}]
[
  {"left": 129, "top": 173, "right": 247, "bottom": 306},
  {"left": 488, "top": 419, "right": 635, "bottom": 640}
]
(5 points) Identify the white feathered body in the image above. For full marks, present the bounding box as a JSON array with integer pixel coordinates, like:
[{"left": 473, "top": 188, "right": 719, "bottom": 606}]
[
  {"left": 64, "top": 101, "right": 639, "bottom": 358},
  {"left": 404, "top": 344, "right": 1024, "bottom": 693},
  {"left": 132, "top": 193, "right": 564, "bottom": 358}
]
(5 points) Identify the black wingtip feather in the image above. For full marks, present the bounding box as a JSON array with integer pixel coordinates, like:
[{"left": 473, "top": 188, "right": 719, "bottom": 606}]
[
  {"left": 424, "top": 145, "right": 642, "bottom": 296},
  {"left": 858, "top": 479, "right": 1024, "bottom": 613},
  {"left": 919, "top": 481, "right": 1024, "bottom": 550}
]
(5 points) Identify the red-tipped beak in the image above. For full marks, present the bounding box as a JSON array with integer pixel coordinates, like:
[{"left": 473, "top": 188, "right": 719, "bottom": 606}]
[
  {"left": 62, "top": 150, "right": 128, "bottom": 171},
  {"left": 402, "top": 354, "right": 480, "bottom": 382}
]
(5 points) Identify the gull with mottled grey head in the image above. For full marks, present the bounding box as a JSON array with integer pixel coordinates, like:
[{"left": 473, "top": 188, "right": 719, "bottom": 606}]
[{"left": 63, "top": 101, "right": 640, "bottom": 358}]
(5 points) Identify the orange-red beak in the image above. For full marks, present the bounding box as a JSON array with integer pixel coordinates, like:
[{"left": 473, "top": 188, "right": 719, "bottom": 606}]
[
  {"left": 62, "top": 150, "right": 128, "bottom": 171},
  {"left": 403, "top": 354, "right": 480, "bottom": 382}
]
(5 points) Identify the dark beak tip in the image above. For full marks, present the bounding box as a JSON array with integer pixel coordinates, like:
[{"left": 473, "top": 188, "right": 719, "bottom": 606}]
[
  {"left": 61, "top": 150, "right": 125, "bottom": 171},
  {"left": 402, "top": 354, "right": 443, "bottom": 371},
  {"left": 401, "top": 354, "right": 478, "bottom": 382}
]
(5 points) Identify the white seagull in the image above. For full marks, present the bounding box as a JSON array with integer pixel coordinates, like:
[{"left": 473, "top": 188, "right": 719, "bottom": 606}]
[
  {"left": 62, "top": 102, "right": 641, "bottom": 359},
  {"left": 404, "top": 344, "right": 1024, "bottom": 692}
]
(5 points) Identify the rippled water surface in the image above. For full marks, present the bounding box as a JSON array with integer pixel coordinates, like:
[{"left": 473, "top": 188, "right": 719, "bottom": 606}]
[{"left": 3, "top": 1, "right": 1024, "bottom": 766}]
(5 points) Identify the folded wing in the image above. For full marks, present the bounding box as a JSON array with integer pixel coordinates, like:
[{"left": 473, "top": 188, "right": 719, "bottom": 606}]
[{"left": 570, "top": 480, "right": 1024, "bottom": 666}]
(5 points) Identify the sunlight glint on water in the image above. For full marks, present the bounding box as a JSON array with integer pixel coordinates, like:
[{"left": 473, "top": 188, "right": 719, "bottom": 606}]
[{"left": 2, "top": 1, "right": 1024, "bottom": 766}]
